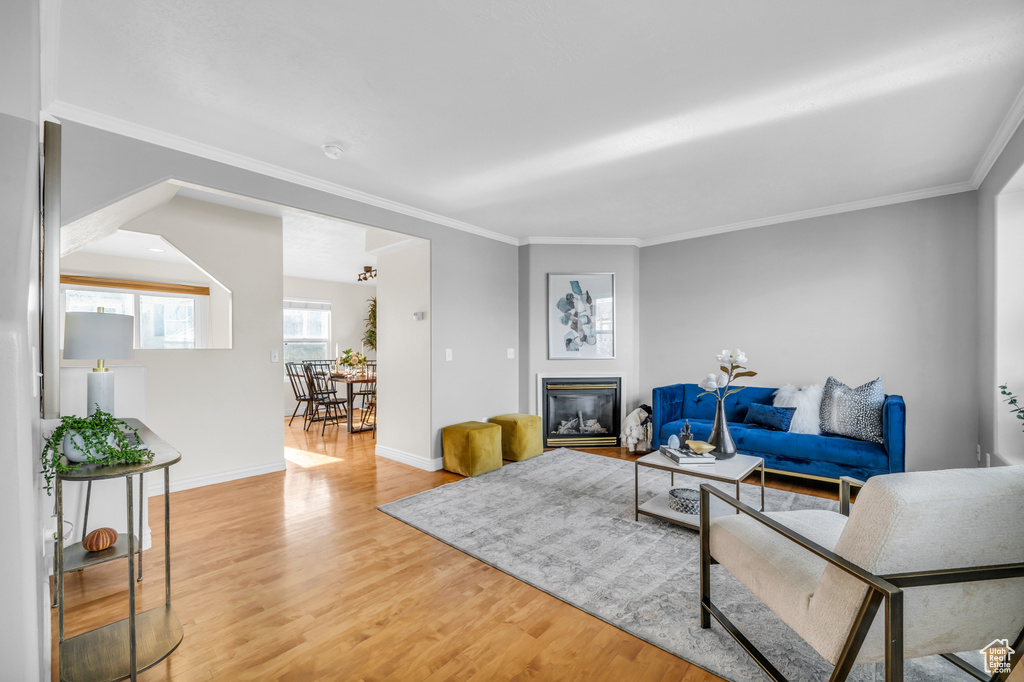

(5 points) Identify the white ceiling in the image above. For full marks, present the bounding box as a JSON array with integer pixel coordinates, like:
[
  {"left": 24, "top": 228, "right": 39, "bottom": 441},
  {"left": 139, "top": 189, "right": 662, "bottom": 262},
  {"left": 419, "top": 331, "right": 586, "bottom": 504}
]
[
  {"left": 63, "top": 180, "right": 381, "bottom": 284},
  {"left": 47, "top": 1, "right": 1024, "bottom": 244},
  {"left": 282, "top": 212, "right": 377, "bottom": 286},
  {"left": 75, "top": 229, "right": 194, "bottom": 264}
]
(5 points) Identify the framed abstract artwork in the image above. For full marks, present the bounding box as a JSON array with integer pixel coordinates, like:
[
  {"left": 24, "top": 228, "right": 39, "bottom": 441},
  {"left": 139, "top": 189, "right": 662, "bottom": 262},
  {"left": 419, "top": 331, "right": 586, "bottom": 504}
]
[{"left": 547, "top": 273, "right": 615, "bottom": 359}]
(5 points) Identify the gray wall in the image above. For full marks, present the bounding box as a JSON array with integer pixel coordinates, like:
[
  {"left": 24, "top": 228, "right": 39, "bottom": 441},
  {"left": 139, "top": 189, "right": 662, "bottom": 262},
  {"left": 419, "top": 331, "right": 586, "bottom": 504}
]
[
  {"left": 978, "top": 120, "right": 1024, "bottom": 464},
  {"left": 58, "top": 121, "right": 520, "bottom": 463},
  {"left": 639, "top": 193, "right": 979, "bottom": 472},
  {"left": 0, "top": 1, "right": 47, "bottom": 678},
  {"left": 996, "top": 190, "right": 1024, "bottom": 464},
  {"left": 518, "top": 245, "right": 642, "bottom": 415}
]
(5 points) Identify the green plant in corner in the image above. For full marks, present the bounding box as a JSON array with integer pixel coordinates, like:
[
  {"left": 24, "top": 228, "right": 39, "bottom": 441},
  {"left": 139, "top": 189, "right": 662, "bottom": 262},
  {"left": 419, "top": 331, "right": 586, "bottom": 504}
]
[
  {"left": 999, "top": 384, "right": 1024, "bottom": 434},
  {"left": 40, "top": 409, "right": 153, "bottom": 495},
  {"left": 363, "top": 297, "right": 377, "bottom": 351}
]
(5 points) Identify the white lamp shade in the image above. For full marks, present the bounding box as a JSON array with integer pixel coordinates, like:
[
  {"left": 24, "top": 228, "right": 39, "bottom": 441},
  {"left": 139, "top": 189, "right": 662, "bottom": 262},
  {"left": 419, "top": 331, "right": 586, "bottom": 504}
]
[{"left": 64, "top": 311, "right": 134, "bottom": 360}]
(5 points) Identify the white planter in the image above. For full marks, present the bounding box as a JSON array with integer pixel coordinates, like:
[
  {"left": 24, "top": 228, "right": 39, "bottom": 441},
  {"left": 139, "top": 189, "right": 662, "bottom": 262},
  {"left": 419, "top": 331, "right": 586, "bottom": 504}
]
[{"left": 62, "top": 430, "right": 116, "bottom": 463}]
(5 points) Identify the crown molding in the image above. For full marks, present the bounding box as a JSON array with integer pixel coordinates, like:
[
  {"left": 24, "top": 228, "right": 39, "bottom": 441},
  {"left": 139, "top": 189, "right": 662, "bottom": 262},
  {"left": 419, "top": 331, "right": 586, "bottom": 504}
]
[
  {"left": 970, "top": 81, "right": 1024, "bottom": 189},
  {"left": 42, "top": 100, "right": 520, "bottom": 246},
  {"left": 44, "top": 101, "right": 1001, "bottom": 252},
  {"left": 639, "top": 181, "right": 975, "bottom": 247},
  {"left": 519, "top": 236, "right": 640, "bottom": 247}
]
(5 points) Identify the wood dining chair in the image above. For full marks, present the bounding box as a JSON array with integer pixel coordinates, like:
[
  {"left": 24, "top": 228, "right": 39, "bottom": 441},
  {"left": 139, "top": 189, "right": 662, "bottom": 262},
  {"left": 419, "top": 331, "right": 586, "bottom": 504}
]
[
  {"left": 357, "top": 377, "right": 376, "bottom": 436},
  {"left": 285, "top": 362, "right": 312, "bottom": 427},
  {"left": 302, "top": 361, "right": 347, "bottom": 435}
]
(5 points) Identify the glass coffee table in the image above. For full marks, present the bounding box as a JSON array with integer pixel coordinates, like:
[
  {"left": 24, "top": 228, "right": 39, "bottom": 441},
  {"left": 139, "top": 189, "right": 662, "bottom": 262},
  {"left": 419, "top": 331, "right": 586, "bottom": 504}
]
[{"left": 635, "top": 451, "right": 765, "bottom": 531}]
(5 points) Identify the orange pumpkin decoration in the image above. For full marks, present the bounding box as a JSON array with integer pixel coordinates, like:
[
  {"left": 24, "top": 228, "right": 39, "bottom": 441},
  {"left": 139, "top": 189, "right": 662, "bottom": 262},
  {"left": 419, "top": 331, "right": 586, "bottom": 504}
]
[{"left": 82, "top": 527, "right": 118, "bottom": 552}]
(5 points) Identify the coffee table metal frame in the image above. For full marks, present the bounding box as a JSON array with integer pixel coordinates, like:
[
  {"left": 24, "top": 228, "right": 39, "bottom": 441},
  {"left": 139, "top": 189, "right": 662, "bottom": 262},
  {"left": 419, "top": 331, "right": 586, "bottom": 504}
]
[{"left": 634, "top": 451, "right": 765, "bottom": 531}]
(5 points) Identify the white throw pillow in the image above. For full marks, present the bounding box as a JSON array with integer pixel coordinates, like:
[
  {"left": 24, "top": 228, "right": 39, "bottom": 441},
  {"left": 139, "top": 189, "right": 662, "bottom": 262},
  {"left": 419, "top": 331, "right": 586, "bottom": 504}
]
[{"left": 773, "top": 384, "right": 824, "bottom": 435}]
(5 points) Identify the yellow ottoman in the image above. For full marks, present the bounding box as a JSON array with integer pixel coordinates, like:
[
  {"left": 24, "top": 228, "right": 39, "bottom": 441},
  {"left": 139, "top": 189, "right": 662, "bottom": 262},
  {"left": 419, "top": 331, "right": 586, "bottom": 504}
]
[
  {"left": 442, "top": 421, "right": 502, "bottom": 477},
  {"left": 490, "top": 413, "right": 543, "bottom": 462}
]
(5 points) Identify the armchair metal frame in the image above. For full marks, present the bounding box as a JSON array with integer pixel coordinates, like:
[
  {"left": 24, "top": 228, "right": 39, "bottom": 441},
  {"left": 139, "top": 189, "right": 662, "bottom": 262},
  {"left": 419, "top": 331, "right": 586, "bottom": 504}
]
[{"left": 699, "top": 480, "right": 1024, "bottom": 682}]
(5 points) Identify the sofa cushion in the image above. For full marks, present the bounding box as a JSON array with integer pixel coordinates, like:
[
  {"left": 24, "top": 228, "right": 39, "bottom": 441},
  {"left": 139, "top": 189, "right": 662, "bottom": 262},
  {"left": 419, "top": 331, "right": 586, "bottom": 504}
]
[
  {"left": 735, "top": 426, "right": 889, "bottom": 471},
  {"left": 744, "top": 404, "right": 796, "bottom": 431},
  {"left": 773, "top": 384, "right": 824, "bottom": 435},
  {"left": 820, "top": 376, "right": 884, "bottom": 444},
  {"left": 659, "top": 419, "right": 889, "bottom": 471}
]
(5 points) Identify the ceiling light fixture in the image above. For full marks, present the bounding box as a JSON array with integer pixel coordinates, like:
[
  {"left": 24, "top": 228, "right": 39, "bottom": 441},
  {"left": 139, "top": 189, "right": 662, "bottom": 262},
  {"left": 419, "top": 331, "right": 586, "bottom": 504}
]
[
  {"left": 322, "top": 142, "right": 345, "bottom": 159},
  {"left": 148, "top": 247, "right": 165, "bottom": 252},
  {"left": 357, "top": 266, "right": 377, "bottom": 282}
]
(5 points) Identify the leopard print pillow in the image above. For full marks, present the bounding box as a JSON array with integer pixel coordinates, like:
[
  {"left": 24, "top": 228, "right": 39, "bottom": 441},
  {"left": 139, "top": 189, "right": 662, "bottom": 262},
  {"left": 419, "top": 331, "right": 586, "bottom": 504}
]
[{"left": 819, "top": 376, "right": 884, "bottom": 444}]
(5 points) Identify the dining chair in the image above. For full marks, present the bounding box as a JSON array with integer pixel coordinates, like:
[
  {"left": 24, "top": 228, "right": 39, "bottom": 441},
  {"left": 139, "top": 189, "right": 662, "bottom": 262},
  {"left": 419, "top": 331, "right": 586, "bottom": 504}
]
[
  {"left": 302, "top": 361, "right": 347, "bottom": 435},
  {"left": 285, "top": 362, "right": 312, "bottom": 427},
  {"left": 357, "top": 377, "right": 376, "bottom": 436},
  {"left": 305, "top": 360, "right": 339, "bottom": 396}
]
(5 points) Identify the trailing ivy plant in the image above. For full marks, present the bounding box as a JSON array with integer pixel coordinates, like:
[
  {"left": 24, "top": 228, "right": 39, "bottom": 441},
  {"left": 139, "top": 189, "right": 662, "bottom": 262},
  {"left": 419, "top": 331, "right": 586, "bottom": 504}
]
[
  {"left": 999, "top": 384, "right": 1024, "bottom": 434},
  {"left": 363, "top": 296, "right": 377, "bottom": 351},
  {"left": 40, "top": 409, "right": 153, "bottom": 494}
]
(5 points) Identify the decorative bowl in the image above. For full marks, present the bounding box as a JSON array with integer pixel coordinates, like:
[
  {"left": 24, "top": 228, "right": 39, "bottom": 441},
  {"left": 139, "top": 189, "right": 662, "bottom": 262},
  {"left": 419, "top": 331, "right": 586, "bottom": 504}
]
[
  {"left": 685, "top": 440, "right": 715, "bottom": 455},
  {"left": 667, "top": 488, "right": 700, "bottom": 515}
]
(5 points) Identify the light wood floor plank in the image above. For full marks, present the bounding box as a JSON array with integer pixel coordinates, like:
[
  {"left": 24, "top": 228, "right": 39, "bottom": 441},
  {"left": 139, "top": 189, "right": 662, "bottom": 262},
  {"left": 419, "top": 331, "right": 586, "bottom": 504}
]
[{"left": 50, "top": 419, "right": 944, "bottom": 681}]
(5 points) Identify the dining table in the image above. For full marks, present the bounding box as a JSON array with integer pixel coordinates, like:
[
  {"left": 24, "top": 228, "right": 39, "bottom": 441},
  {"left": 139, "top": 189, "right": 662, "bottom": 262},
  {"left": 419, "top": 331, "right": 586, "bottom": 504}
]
[{"left": 330, "top": 372, "right": 375, "bottom": 433}]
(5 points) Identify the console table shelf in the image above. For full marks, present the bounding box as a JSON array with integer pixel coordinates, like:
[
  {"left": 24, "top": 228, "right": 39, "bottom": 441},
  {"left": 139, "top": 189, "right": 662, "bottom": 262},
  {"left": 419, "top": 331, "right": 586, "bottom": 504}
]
[
  {"left": 60, "top": 535, "right": 140, "bottom": 573},
  {"left": 54, "top": 419, "right": 182, "bottom": 682},
  {"left": 60, "top": 606, "right": 183, "bottom": 682}
]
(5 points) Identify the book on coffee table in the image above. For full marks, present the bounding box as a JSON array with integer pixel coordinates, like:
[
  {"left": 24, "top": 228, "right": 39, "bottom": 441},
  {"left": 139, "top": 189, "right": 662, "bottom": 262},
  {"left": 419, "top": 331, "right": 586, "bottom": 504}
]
[{"left": 659, "top": 445, "right": 715, "bottom": 466}]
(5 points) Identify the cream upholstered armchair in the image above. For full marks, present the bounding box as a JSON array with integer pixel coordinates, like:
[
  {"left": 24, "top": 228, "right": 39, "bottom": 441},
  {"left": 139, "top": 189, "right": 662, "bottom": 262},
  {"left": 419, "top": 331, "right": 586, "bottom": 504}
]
[{"left": 699, "top": 466, "right": 1024, "bottom": 682}]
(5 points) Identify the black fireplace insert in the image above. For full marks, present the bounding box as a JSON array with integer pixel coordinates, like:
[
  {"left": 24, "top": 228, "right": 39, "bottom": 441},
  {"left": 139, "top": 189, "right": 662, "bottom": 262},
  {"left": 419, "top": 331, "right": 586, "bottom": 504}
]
[{"left": 542, "top": 377, "right": 621, "bottom": 448}]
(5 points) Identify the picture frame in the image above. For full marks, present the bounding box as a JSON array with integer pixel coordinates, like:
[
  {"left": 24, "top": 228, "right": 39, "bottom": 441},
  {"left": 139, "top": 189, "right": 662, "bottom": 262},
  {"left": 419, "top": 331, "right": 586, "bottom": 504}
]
[{"left": 547, "top": 273, "right": 615, "bottom": 359}]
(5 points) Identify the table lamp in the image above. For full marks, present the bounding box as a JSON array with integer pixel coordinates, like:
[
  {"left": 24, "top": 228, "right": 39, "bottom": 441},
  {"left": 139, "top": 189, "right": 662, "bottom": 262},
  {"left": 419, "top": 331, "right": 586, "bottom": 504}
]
[{"left": 64, "top": 309, "right": 134, "bottom": 415}]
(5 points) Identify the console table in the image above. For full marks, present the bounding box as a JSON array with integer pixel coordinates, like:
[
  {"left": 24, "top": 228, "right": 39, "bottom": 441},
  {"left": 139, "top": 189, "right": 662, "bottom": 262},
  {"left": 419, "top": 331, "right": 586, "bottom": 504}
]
[{"left": 54, "top": 419, "right": 182, "bottom": 682}]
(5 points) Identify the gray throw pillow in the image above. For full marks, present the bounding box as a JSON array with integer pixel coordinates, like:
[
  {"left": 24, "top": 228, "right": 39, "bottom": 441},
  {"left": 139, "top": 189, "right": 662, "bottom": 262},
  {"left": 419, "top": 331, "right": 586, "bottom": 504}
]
[{"left": 819, "top": 376, "right": 884, "bottom": 444}]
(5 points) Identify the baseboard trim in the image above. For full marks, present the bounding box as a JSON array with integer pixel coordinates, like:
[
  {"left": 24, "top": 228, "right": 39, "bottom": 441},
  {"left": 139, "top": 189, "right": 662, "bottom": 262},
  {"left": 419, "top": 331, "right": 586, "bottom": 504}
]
[
  {"left": 375, "top": 445, "right": 443, "bottom": 471},
  {"left": 146, "top": 460, "right": 287, "bottom": 496},
  {"left": 990, "top": 451, "right": 1014, "bottom": 467}
]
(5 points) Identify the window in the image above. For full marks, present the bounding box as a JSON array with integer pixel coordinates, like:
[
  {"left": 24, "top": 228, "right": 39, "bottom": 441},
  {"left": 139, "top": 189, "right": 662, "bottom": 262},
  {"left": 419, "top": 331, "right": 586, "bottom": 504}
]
[
  {"left": 62, "top": 279, "right": 208, "bottom": 349},
  {"left": 284, "top": 299, "right": 331, "bottom": 364},
  {"left": 140, "top": 295, "right": 196, "bottom": 349}
]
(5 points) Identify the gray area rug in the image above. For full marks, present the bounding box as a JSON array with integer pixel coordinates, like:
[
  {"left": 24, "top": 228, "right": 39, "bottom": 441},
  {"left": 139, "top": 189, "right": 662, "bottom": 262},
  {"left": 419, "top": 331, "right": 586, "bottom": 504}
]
[{"left": 379, "top": 449, "right": 970, "bottom": 681}]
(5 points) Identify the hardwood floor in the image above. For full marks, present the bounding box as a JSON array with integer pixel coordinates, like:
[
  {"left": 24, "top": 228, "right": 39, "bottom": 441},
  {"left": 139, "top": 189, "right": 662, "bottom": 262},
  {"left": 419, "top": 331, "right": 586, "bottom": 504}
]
[{"left": 50, "top": 425, "right": 1015, "bottom": 681}]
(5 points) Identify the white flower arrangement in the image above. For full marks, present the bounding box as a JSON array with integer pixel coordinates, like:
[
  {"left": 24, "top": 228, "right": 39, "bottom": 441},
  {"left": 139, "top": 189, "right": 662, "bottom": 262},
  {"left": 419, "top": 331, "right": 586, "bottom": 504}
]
[{"left": 698, "top": 348, "right": 758, "bottom": 400}]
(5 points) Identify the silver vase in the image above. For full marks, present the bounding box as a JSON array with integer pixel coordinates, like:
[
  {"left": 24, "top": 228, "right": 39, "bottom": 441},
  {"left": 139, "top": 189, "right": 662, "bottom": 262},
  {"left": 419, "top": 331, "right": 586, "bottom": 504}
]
[{"left": 708, "top": 399, "right": 737, "bottom": 459}]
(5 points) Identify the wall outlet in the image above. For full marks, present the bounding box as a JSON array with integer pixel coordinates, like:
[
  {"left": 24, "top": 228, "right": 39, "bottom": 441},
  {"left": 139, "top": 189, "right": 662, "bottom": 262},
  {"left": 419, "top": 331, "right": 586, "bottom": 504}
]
[
  {"left": 976, "top": 444, "right": 981, "bottom": 462},
  {"left": 507, "top": 348, "right": 515, "bottom": 359},
  {"left": 412, "top": 311, "right": 424, "bottom": 321},
  {"left": 445, "top": 348, "right": 453, "bottom": 362},
  {"left": 270, "top": 349, "right": 280, "bottom": 363}
]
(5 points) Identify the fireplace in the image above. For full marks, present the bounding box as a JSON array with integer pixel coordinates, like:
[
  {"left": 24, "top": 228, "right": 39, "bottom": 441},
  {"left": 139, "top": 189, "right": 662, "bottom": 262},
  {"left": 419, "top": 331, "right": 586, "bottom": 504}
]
[{"left": 541, "top": 377, "right": 621, "bottom": 448}]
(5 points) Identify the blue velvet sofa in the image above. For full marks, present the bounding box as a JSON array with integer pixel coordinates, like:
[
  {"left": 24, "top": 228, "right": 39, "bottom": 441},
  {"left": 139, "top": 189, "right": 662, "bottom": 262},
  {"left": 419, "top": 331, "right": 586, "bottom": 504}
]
[{"left": 651, "top": 383, "right": 906, "bottom": 481}]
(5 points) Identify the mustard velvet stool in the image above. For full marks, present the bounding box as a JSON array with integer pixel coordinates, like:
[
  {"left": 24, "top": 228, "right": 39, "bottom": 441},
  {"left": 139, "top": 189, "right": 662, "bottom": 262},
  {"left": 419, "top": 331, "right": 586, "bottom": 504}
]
[
  {"left": 489, "top": 413, "right": 543, "bottom": 462},
  {"left": 442, "top": 421, "right": 502, "bottom": 477}
]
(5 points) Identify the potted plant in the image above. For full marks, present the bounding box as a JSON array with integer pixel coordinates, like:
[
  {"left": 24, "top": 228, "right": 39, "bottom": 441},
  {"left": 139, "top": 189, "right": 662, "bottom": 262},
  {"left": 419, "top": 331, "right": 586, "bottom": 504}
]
[
  {"left": 363, "top": 297, "right": 376, "bottom": 352},
  {"left": 40, "top": 409, "right": 152, "bottom": 494},
  {"left": 1000, "top": 384, "right": 1024, "bottom": 433},
  {"left": 339, "top": 348, "right": 368, "bottom": 374}
]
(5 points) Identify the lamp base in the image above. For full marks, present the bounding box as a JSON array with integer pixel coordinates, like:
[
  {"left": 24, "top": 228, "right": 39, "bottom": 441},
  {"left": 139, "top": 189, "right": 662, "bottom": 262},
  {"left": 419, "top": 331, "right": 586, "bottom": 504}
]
[{"left": 86, "top": 371, "right": 115, "bottom": 416}]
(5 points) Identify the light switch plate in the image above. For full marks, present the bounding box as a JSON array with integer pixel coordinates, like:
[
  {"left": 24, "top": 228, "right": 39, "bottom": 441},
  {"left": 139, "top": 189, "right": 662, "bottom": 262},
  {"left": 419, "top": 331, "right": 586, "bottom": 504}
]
[
  {"left": 445, "top": 348, "right": 453, "bottom": 361},
  {"left": 271, "top": 349, "right": 280, "bottom": 363},
  {"left": 507, "top": 348, "right": 515, "bottom": 359}
]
